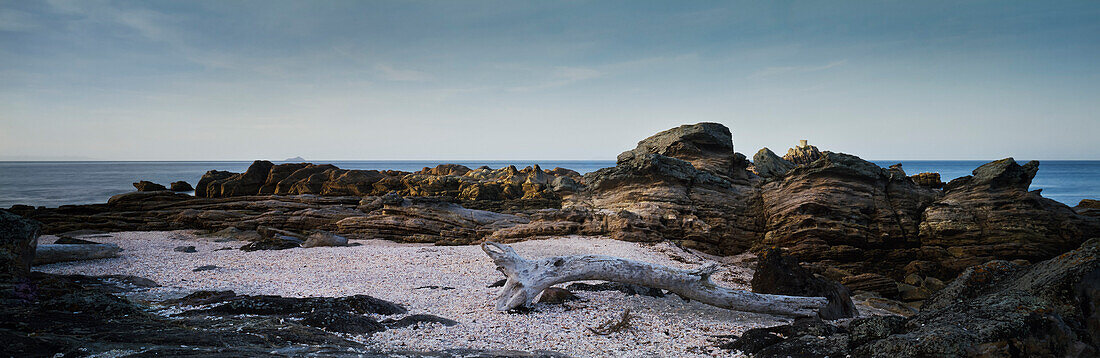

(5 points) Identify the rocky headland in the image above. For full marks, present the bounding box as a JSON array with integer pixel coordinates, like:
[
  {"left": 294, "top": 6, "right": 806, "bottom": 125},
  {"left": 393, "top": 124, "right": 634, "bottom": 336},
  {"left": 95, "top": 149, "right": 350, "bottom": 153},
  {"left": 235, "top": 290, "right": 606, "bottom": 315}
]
[{"left": 5, "top": 122, "right": 1100, "bottom": 357}]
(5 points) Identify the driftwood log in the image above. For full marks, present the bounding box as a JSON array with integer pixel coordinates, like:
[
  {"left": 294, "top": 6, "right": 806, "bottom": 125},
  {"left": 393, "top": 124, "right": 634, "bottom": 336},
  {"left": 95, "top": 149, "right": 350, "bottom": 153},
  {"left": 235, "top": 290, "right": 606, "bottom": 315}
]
[
  {"left": 481, "top": 241, "right": 828, "bottom": 318},
  {"left": 34, "top": 243, "right": 121, "bottom": 265}
]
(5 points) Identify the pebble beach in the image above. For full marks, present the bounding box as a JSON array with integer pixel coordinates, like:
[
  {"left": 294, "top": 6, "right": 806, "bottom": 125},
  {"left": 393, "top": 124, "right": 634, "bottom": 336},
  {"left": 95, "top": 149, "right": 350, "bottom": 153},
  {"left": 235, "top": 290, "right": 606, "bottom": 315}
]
[{"left": 32, "top": 231, "right": 792, "bottom": 357}]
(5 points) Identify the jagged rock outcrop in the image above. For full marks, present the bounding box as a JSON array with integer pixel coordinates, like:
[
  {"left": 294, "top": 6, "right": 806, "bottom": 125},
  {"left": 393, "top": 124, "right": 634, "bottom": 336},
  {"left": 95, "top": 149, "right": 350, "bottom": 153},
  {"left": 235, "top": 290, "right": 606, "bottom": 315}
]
[
  {"left": 193, "top": 161, "right": 571, "bottom": 211},
  {"left": 579, "top": 122, "right": 762, "bottom": 254},
  {"left": 783, "top": 141, "right": 823, "bottom": 165}
]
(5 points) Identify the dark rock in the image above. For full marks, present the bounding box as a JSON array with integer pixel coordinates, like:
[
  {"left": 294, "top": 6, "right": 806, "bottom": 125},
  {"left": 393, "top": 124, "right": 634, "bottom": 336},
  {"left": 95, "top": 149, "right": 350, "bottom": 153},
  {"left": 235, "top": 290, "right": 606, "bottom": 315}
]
[
  {"left": 488, "top": 279, "right": 507, "bottom": 288},
  {"left": 169, "top": 290, "right": 237, "bottom": 306},
  {"left": 755, "top": 333, "right": 849, "bottom": 358},
  {"left": 192, "top": 265, "right": 218, "bottom": 272},
  {"left": 752, "top": 147, "right": 795, "bottom": 179},
  {"left": 132, "top": 180, "right": 167, "bottom": 191},
  {"left": 1, "top": 211, "right": 40, "bottom": 280},
  {"left": 537, "top": 287, "right": 578, "bottom": 304},
  {"left": 299, "top": 308, "right": 385, "bottom": 334},
  {"left": 719, "top": 328, "right": 784, "bottom": 353},
  {"left": 750, "top": 248, "right": 856, "bottom": 319},
  {"left": 301, "top": 231, "right": 348, "bottom": 248},
  {"left": 203, "top": 294, "right": 405, "bottom": 316},
  {"left": 173, "top": 245, "right": 197, "bottom": 253},
  {"left": 847, "top": 315, "right": 904, "bottom": 347},
  {"left": 194, "top": 170, "right": 234, "bottom": 198},
  {"left": 565, "top": 281, "right": 665, "bottom": 298},
  {"left": 169, "top": 181, "right": 193, "bottom": 192},
  {"left": 54, "top": 237, "right": 100, "bottom": 245},
  {"left": 382, "top": 314, "right": 460, "bottom": 328}
]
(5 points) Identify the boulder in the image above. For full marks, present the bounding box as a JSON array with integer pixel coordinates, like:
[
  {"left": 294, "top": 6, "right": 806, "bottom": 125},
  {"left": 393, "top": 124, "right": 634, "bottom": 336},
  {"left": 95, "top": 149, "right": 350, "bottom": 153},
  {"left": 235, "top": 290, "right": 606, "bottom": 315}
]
[
  {"left": 581, "top": 123, "right": 762, "bottom": 255},
  {"left": 301, "top": 231, "right": 349, "bottom": 248},
  {"left": 169, "top": 181, "right": 194, "bottom": 192},
  {"left": 33, "top": 243, "right": 121, "bottom": 265},
  {"left": 194, "top": 170, "right": 234, "bottom": 198},
  {"left": 537, "top": 287, "right": 578, "bottom": 304},
  {"left": 751, "top": 248, "right": 856, "bottom": 319},
  {"left": 909, "top": 172, "right": 944, "bottom": 189},
  {"left": 752, "top": 148, "right": 795, "bottom": 179},
  {"left": 132, "top": 181, "right": 167, "bottom": 191},
  {"left": 1078, "top": 199, "right": 1100, "bottom": 218},
  {"left": 841, "top": 273, "right": 900, "bottom": 298},
  {"left": 0, "top": 210, "right": 39, "bottom": 280}
]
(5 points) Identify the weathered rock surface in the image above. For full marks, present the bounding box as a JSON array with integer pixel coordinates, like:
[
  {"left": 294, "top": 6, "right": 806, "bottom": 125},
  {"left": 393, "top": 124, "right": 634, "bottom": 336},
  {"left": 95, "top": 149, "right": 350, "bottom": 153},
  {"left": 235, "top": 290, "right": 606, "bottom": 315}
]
[
  {"left": 759, "top": 154, "right": 941, "bottom": 278},
  {"left": 132, "top": 180, "right": 167, "bottom": 191},
  {"left": 917, "top": 158, "right": 1100, "bottom": 278},
  {"left": 720, "top": 238, "right": 1100, "bottom": 357},
  {"left": 782, "top": 142, "right": 823, "bottom": 165},
  {"left": 0, "top": 210, "right": 38, "bottom": 280},
  {"left": 752, "top": 148, "right": 795, "bottom": 179},
  {"left": 336, "top": 197, "right": 529, "bottom": 245}
]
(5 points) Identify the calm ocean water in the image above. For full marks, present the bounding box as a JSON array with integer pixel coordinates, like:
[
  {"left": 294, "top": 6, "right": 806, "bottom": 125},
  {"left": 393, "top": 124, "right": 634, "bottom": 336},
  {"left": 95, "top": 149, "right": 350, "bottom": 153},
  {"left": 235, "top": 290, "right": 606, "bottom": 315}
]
[{"left": 0, "top": 160, "right": 1096, "bottom": 208}]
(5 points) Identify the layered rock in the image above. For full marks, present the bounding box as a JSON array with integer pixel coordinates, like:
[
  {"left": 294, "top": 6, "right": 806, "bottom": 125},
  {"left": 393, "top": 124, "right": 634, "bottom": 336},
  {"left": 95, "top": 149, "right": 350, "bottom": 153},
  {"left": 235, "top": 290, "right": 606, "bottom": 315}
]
[
  {"left": 915, "top": 158, "right": 1100, "bottom": 277},
  {"left": 169, "top": 181, "right": 193, "bottom": 192},
  {"left": 759, "top": 153, "right": 941, "bottom": 277},
  {"left": 336, "top": 196, "right": 529, "bottom": 245},
  {"left": 579, "top": 123, "right": 763, "bottom": 254}
]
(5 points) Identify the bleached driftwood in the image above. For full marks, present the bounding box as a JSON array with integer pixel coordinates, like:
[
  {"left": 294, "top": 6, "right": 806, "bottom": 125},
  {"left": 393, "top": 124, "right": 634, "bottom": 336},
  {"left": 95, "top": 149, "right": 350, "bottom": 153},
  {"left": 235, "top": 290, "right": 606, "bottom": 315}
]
[
  {"left": 34, "top": 243, "right": 121, "bottom": 265},
  {"left": 481, "top": 241, "right": 828, "bottom": 318}
]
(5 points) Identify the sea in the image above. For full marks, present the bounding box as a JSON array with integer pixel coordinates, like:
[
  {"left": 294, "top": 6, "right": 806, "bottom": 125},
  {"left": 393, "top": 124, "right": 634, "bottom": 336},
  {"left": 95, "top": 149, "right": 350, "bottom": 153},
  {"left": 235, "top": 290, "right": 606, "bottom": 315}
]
[{"left": 0, "top": 160, "right": 1096, "bottom": 209}]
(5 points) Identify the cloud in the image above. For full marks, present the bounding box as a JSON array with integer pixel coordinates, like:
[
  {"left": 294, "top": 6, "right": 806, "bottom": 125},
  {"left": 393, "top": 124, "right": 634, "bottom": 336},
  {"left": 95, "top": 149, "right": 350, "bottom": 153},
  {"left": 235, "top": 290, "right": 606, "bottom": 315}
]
[
  {"left": 508, "top": 66, "right": 603, "bottom": 92},
  {"left": 0, "top": 9, "right": 40, "bottom": 32},
  {"left": 749, "top": 60, "right": 848, "bottom": 78},
  {"left": 375, "top": 64, "right": 434, "bottom": 82}
]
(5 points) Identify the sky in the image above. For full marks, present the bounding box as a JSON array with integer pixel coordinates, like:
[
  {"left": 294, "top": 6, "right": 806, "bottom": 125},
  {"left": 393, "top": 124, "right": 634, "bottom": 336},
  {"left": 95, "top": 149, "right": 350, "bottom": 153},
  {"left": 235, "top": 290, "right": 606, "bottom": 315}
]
[{"left": 1, "top": 0, "right": 1098, "bottom": 161}]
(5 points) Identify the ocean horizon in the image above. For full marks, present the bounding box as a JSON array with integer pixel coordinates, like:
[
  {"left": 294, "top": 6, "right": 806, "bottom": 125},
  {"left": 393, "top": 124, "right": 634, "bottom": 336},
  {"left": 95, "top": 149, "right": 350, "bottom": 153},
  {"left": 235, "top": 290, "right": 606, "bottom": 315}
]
[{"left": 2, "top": 159, "right": 1097, "bottom": 209}]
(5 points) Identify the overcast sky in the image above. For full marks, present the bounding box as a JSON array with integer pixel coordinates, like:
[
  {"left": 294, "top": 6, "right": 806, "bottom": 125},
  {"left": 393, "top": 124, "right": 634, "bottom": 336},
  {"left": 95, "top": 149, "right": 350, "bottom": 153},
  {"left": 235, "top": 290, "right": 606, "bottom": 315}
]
[{"left": 1, "top": 0, "right": 1098, "bottom": 160}]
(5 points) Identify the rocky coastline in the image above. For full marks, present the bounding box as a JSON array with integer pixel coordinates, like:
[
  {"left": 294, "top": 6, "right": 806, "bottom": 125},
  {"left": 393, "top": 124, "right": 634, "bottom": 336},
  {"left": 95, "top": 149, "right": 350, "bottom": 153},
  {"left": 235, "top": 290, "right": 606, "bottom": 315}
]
[{"left": 4, "top": 122, "right": 1100, "bottom": 357}]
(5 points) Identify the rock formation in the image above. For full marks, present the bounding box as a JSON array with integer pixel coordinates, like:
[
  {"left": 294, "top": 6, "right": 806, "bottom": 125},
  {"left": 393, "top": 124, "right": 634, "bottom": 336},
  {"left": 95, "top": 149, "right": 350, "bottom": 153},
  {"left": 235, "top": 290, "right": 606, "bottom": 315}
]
[
  {"left": 721, "top": 238, "right": 1100, "bottom": 357},
  {"left": 577, "top": 122, "right": 762, "bottom": 254},
  {"left": 169, "top": 181, "right": 193, "bottom": 192},
  {"left": 132, "top": 180, "right": 167, "bottom": 191},
  {"left": 9, "top": 122, "right": 1099, "bottom": 289},
  {"left": 782, "top": 140, "right": 822, "bottom": 165}
]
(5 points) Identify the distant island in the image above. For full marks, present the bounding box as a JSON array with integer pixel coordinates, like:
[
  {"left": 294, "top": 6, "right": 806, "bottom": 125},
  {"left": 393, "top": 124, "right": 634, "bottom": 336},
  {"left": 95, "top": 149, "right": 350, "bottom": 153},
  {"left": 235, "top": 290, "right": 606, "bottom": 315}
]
[{"left": 282, "top": 156, "right": 305, "bottom": 162}]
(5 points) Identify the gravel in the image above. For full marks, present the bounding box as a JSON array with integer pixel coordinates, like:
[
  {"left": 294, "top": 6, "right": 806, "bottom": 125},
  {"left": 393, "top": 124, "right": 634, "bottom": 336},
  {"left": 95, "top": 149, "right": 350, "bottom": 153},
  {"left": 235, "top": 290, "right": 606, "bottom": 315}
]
[{"left": 34, "top": 231, "right": 791, "bottom": 357}]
